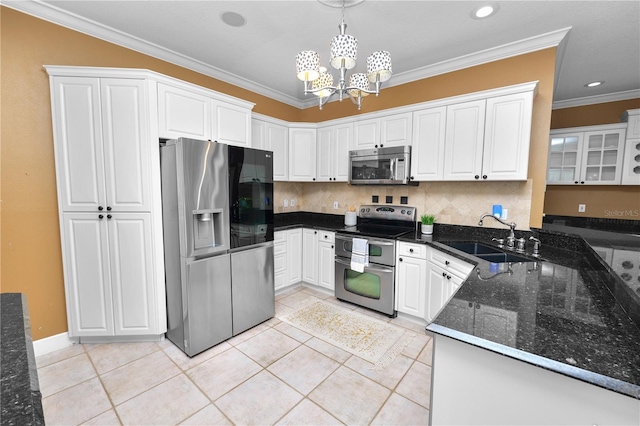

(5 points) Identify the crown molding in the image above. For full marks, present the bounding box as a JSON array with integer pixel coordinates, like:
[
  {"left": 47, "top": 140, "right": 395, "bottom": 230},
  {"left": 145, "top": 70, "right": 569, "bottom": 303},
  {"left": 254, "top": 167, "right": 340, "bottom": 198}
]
[
  {"left": 6, "top": 1, "right": 570, "bottom": 111},
  {"left": 552, "top": 89, "right": 640, "bottom": 110}
]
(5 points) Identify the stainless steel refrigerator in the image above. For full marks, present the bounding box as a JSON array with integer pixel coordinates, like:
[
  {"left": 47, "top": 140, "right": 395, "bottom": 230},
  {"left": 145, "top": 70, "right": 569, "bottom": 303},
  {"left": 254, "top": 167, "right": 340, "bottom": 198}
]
[{"left": 160, "top": 138, "right": 274, "bottom": 357}]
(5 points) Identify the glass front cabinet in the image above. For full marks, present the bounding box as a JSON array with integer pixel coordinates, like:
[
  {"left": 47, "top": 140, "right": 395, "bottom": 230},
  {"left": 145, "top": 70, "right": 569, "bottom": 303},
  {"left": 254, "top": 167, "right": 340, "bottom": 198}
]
[{"left": 547, "top": 124, "right": 627, "bottom": 185}]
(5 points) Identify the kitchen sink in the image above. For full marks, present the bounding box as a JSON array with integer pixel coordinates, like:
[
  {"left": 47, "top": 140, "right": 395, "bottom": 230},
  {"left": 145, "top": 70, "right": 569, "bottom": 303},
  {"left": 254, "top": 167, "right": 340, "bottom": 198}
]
[{"left": 441, "top": 241, "right": 532, "bottom": 263}]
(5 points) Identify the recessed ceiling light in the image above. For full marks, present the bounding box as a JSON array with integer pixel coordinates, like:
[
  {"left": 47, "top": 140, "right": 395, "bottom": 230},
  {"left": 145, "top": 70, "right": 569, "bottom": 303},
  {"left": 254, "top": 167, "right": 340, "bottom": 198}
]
[
  {"left": 220, "top": 11, "right": 246, "bottom": 27},
  {"left": 471, "top": 3, "right": 500, "bottom": 19},
  {"left": 585, "top": 81, "right": 604, "bottom": 88}
]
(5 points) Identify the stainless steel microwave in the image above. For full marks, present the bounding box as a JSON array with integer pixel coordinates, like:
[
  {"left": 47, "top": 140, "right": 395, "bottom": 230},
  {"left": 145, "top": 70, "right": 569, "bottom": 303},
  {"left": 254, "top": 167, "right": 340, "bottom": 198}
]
[{"left": 349, "top": 146, "right": 416, "bottom": 185}]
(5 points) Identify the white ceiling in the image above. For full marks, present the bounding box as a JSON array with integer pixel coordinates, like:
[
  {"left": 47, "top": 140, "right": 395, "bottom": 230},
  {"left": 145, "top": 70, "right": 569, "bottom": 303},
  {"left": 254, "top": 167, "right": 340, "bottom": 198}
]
[{"left": 6, "top": 0, "right": 640, "bottom": 110}]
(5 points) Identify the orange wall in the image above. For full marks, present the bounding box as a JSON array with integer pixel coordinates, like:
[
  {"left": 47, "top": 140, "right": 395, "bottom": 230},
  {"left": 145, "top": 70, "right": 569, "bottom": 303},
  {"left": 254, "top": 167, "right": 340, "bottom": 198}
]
[
  {"left": 1, "top": 6, "right": 555, "bottom": 339},
  {"left": 544, "top": 100, "right": 640, "bottom": 219},
  {"left": 551, "top": 99, "right": 640, "bottom": 129}
]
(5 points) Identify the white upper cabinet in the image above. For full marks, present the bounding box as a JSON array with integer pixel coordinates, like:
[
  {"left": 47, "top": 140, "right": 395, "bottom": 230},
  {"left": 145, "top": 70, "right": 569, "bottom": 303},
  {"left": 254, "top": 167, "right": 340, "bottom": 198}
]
[
  {"left": 158, "top": 83, "right": 211, "bottom": 140},
  {"left": 317, "top": 122, "right": 352, "bottom": 182},
  {"left": 289, "top": 126, "right": 317, "bottom": 181},
  {"left": 158, "top": 81, "right": 253, "bottom": 146},
  {"left": 266, "top": 122, "right": 289, "bottom": 181},
  {"left": 482, "top": 91, "right": 534, "bottom": 180},
  {"left": 443, "top": 100, "right": 486, "bottom": 180},
  {"left": 547, "top": 124, "right": 627, "bottom": 185},
  {"left": 411, "top": 106, "right": 447, "bottom": 181},
  {"left": 353, "top": 112, "right": 412, "bottom": 149},
  {"left": 621, "top": 109, "right": 640, "bottom": 185},
  {"left": 211, "top": 100, "right": 251, "bottom": 147},
  {"left": 443, "top": 90, "right": 534, "bottom": 181},
  {"left": 51, "top": 77, "right": 151, "bottom": 212},
  {"left": 253, "top": 118, "right": 289, "bottom": 180}
]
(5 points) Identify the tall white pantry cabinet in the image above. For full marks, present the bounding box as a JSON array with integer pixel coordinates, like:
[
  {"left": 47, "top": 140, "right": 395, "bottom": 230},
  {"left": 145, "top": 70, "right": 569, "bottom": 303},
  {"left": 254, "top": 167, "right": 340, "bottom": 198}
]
[{"left": 47, "top": 67, "right": 166, "bottom": 339}]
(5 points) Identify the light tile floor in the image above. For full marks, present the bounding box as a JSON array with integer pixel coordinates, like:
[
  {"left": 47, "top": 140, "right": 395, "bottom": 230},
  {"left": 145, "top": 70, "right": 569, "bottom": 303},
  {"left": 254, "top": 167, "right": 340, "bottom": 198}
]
[{"left": 37, "top": 285, "right": 433, "bottom": 425}]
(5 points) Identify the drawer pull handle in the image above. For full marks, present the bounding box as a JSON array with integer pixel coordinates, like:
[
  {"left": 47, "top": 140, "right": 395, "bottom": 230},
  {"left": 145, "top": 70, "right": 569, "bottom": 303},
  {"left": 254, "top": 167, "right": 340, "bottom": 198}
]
[{"left": 445, "top": 260, "right": 450, "bottom": 265}]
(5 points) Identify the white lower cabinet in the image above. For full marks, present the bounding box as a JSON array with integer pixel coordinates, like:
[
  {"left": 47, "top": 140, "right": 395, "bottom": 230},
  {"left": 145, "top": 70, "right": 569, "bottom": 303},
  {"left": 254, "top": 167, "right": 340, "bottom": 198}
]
[
  {"left": 287, "top": 228, "right": 303, "bottom": 286},
  {"left": 62, "top": 212, "right": 160, "bottom": 337},
  {"left": 274, "top": 231, "right": 288, "bottom": 291},
  {"left": 396, "top": 242, "right": 472, "bottom": 322},
  {"left": 302, "top": 229, "right": 319, "bottom": 285},
  {"left": 396, "top": 254, "right": 427, "bottom": 318},
  {"left": 317, "top": 231, "right": 335, "bottom": 291}
]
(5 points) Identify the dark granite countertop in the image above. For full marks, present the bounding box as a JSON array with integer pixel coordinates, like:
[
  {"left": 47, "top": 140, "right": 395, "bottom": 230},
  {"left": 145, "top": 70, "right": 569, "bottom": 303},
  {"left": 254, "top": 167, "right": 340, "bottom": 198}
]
[
  {"left": 275, "top": 212, "right": 640, "bottom": 399},
  {"left": 1, "top": 293, "right": 45, "bottom": 425}
]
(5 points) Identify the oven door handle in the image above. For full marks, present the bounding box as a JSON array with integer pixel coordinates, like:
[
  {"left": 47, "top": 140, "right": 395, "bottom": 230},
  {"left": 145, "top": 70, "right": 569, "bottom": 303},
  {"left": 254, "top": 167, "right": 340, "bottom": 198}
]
[
  {"left": 334, "top": 257, "right": 394, "bottom": 274},
  {"left": 335, "top": 235, "right": 395, "bottom": 247}
]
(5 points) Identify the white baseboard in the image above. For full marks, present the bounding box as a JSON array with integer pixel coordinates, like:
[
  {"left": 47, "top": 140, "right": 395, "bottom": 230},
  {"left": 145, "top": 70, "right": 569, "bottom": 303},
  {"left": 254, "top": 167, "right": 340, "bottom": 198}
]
[{"left": 33, "top": 332, "right": 78, "bottom": 357}]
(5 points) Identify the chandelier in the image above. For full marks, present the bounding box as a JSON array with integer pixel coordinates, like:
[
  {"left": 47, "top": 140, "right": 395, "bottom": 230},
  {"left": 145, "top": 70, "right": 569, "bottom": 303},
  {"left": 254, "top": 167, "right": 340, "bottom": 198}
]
[{"left": 295, "top": 1, "right": 392, "bottom": 110}]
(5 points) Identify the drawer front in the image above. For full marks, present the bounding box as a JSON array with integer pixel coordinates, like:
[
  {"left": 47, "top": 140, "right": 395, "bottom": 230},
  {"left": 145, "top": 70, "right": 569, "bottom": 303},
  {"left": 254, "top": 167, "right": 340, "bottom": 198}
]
[
  {"left": 274, "top": 252, "right": 287, "bottom": 272},
  {"left": 397, "top": 241, "right": 427, "bottom": 259},
  {"left": 274, "top": 231, "right": 287, "bottom": 243},
  {"left": 428, "top": 248, "right": 473, "bottom": 278},
  {"left": 274, "top": 241, "right": 286, "bottom": 255},
  {"left": 318, "top": 231, "right": 335, "bottom": 243}
]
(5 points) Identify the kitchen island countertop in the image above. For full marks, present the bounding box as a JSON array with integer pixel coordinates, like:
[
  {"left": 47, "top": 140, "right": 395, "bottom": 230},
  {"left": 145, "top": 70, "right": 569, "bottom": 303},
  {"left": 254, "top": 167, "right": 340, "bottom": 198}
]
[{"left": 275, "top": 212, "right": 640, "bottom": 399}]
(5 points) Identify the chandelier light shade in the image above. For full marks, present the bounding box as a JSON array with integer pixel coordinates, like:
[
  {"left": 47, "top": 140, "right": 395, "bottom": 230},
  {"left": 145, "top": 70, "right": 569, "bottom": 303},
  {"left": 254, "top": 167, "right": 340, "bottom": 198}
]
[
  {"left": 313, "top": 68, "right": 335, "bottom": 98},
  {"left": 348, "top": 73, "right": 370, "bottom": 97},
  {"left": 367, "top": 51, "right": 392, "bottom": 83},
  {"left": 295, "top": 1, "right": 392, "bottom": 110},
  {"left": 296, "top": 50, "right": 320, "bottom": 82},
  {"left": 330, "top": 31, "right": 357, "bottom": 70}
]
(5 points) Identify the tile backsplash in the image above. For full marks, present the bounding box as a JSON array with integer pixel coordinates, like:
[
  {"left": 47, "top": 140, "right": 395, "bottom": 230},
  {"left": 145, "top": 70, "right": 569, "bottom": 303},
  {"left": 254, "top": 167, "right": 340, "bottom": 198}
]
[{"left": 274, "top": 180, "right": 533, "bottom": 230}]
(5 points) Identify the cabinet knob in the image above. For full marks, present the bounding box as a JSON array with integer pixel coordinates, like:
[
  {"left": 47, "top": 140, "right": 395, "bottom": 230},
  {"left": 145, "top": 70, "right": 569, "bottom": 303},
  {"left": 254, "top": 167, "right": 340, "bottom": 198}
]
[
  {"left": 409, "top": 248, "right": 414, "bottom": 253},
  {"left": 98, "top": 206, "right": 104, "bottom": 211},
  {"left": 445, "top": 260, "right": 450, "bottom": 265},
  {"left": 399, "top": 258, "right": 403, "bottom": 262},
  {"left": 331, "top": 245, "right": 334, "bottom": 249},
  {"left": 410, "top": 176, "right": 414, "bottom": 180},
  {"left": 446, "top": 275, "right": 451, "bottom": 280},
  {"left": 374, "top": 144, "right": 378, "bottom": 148},
  {"left": 107, "top": 206, "right": 112, "bottom": 211},
  {"left": 468, "top": 302, "right": 474, "bottom": 308},
  {"left": 475, "top": 303, "right": 481, "bottom": 309},
  {"left": 312, "top": 178, "right": 316, "bottom": 181},
  {"left": 98, "top": 214, "right": 104, "bottom": 219},
  {"left": 482, "top": 175, "right": 488, "bottom": 179},
  {"left": 574, "top": 181, "right": 579, "bottom": 184},
  {"left": 580, "top": 181, "right": 585, "bottom": 184},
  {"left": 474, "top": 175, "right": 480, "bottom": 180},
  {"left": 324, "top": 235, "right": 328, "bottom": 239},
  {"left": 107, "top": 214, "right": 112, "bottom": 219},
  {"left": 442, "top": 272, "right": 446, "bottom": 277},
  {"left": 314, "top": 231, "right": 317, "bottom": 234}
]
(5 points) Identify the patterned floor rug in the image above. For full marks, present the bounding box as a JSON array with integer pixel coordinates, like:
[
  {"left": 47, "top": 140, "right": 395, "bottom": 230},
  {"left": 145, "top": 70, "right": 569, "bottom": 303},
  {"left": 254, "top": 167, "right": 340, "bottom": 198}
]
[{"left": 280, "top": 301, "right": 414, "bottom": 368}]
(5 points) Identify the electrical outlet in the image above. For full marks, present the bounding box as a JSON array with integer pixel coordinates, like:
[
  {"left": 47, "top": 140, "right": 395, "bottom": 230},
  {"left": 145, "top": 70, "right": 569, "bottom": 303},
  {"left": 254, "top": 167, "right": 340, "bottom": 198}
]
[
  {"left": 578, "top": 204, "right": 586, "bottom": 212},
  {"left": 501, "top": 209, "right": 508, "bottom": 220},
  {"left": 283, "top": 199, "right": 288, "bottom": 208},
  {"left": 333, "top": 201, "right": 339, "bottom": 209},
  {"left": 290, "top": 199, "right": 296, "bottom": 207}
]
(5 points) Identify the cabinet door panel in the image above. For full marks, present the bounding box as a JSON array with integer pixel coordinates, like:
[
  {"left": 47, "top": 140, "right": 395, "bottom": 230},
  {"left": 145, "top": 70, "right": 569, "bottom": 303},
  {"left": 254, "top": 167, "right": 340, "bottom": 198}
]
[
  {"left": 381, "top": 113, "right": 412, "bottom": 147},
  {"left": 101, "top": 79, "right": 151, "bottom": 211},
  {"left": 483, "top": 92, "right": 533, "bottom": 180},
  {"left": 62, "top": 213, "right": 113, "bottom": 336},
  {"left": 287, "top": 229, "right": 303, "bottom": 285},
  {"left": 353, "top": 119, "right": 379, "bottom": 149},
  {"left": 334, "top": 124, "right": 352, "bottom": 181},
  {"left": 213, "top": 101, "right": 250, "bottom": 147},
  {"left": 158, "top": 83, "right": 211, "bottom": 140},
  {"left": 318, "top": 241, "right": 335, "bottom": 291},
  {"left": 317, "top": 127, "right": 333, "bottom": 181},
  {"left": 396, "top": 256, "right": 426, "bottom": 317},
  {"left": 302, "top": 229, "right": 318, "bottom": 284},
  {"left": 108, "top": 213, "right": 155, "bottom": 335},
  {"left": 289, "top": 128, "right": 317, "bottom": 181},
  {"left": 444, "top": 100, "right": 486, "bottom": 180},
  {"left": 425, "top": 265, "right": 447, "bottom": 323},
  {"left": 266, "top": 124, "right": 288, "bottom": 181},
  {"left": 412, "top": 107, "right": 446, "bottom": 180},
  {"left": 52, "top": 77, "right": 106, "bottom": 211}
]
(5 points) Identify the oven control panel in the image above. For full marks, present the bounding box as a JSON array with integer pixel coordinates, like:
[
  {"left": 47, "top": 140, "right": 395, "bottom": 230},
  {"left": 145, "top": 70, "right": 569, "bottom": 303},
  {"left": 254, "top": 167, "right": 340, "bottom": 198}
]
[{"left": 359, "top": 205, "right": 416, "bottom": 222}]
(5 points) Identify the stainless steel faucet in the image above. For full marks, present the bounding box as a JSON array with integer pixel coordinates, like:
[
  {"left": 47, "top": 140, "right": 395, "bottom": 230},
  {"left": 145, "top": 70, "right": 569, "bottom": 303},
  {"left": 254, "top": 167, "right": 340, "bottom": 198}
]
[{"left": 478, "top": 214, "right": 517, "bottom": 249}]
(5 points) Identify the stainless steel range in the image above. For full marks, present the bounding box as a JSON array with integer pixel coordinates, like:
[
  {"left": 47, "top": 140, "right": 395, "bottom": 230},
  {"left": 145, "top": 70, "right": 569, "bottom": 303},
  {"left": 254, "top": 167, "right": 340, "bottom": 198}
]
[{"left": 334, "top": 205, "right": 416, "bottom": 317}]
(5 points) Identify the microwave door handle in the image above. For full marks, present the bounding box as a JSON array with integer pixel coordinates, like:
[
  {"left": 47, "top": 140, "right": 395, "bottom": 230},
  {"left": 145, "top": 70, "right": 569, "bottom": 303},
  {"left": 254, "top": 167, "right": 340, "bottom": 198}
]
[{"left": 390, "top": 158, "right": 396, "bottom": 180}]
